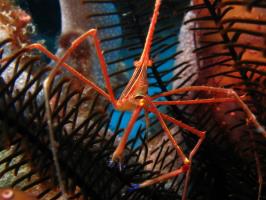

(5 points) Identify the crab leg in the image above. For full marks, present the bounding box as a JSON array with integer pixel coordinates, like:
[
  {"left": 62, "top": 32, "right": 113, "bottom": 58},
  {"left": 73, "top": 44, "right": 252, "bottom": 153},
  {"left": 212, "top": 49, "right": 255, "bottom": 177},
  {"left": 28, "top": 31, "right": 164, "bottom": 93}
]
[{"left": 152, "top": 86, "right": 266, "bottom": 138}]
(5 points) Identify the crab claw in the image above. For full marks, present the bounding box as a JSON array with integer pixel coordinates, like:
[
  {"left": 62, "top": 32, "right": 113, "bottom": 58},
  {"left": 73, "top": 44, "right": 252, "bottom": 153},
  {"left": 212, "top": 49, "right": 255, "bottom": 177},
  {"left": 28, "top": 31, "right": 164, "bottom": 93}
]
[
  {"left": 108, "top": 153, "right": 125, "bottom": 171},
  {"left": 128, "top": 183, "right": 140, "bottom": 192}
]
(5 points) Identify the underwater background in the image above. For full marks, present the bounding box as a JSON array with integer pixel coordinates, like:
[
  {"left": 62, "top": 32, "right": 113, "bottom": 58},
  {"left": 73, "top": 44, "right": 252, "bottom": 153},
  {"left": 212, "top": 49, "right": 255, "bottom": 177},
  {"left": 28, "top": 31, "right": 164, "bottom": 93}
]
[{"left": 0, "top": 0, "right": 266, "bottom": 200}]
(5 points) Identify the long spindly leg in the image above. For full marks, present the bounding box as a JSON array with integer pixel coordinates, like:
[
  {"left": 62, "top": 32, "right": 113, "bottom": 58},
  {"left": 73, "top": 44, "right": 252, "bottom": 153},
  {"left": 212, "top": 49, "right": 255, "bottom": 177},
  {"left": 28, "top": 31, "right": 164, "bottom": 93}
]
[
  {"left": 40, "top": 29, "right": 117, "bottom": 197},
  {"left": 149, "top": 98, "right": 206, "bottom": 162},
  {"left": 45, "top": 29, "right": 116, "bottom": 104},
  {"left": 147, "top": 101, "right": 206, "bottom": 199},
  {"left": 159, "top": 112, "right": 205, "bottom": 138},
  {"left": 182, "top": 131, "right": 205, "bottom": 200},
  {"left": 129, "top": 98, "right": 191, "bottom": 191},
  {"left": 0, "top": 42, "right": 110, "bottom": 200},
  {"left": 0, "top": 43, "right": 111, "bottom": 101},
  {"left": 153, "top": 96, "right": 248, "bottom": 106},
  {"left": 145, "top": 97, "right": 189, "bottom": 164},
  {"left": 1, "top": 28, "right": 117, "bottom": 104},
  {"left": 152, "top": 86, "right": 266, "bottom": 138},
  {"left": 0, "top": 30, "right": 118, "bottom": 198},
  {"left": 111, "top": 106, "right": 142, "bottom": 167},
  {"left": 130, "top": 98, "right": 205, "bottom": 200}
]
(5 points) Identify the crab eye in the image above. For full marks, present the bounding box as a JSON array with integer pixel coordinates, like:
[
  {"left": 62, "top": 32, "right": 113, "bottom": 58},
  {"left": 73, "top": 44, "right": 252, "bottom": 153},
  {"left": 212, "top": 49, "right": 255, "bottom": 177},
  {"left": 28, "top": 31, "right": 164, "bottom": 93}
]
[{"left": 134, "top": 95, "right": 144, "bottom": 100}]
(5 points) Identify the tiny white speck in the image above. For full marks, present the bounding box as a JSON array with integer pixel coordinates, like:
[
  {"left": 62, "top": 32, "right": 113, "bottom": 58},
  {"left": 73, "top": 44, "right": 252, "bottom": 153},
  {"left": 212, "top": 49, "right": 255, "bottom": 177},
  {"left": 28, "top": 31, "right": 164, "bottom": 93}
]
[{"left": 257, "top": 126, "right": 265, "bottom": 134}]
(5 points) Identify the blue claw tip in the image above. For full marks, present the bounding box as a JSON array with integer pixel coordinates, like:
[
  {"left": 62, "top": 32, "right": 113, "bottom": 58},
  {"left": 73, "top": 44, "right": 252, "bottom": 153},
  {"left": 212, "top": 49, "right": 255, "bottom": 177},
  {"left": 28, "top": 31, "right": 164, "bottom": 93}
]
[
  {"left": 128, "top": 184, "right": 140, "bottom": 192},
  {"left": 108, "top": 160, "right": 115, "bottom": 168},
  {"left": 108, "top": 160, "right": 125, "bottom": 171},
  {"left": 119, "top": 163, "right": 126, "bottom": 171},
  {"left": 118, "top": 163, "right": 123, "bottom": 171}
]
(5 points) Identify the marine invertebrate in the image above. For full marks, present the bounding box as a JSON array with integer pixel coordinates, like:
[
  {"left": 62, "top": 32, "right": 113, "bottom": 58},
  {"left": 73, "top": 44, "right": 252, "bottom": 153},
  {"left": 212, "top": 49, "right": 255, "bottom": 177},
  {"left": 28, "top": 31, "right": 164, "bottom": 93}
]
[
  {"left": 0, "top": 0, "right": 189, "bottom": 199},
  {"left": 2, "top": 1, "right": 261, "bottom": 199},
  {"left": 4, "top": 0, "right": 264, "bottom": 199},
  {"left": 0, "top": 0, "right": 32, "bottom": 49}
]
